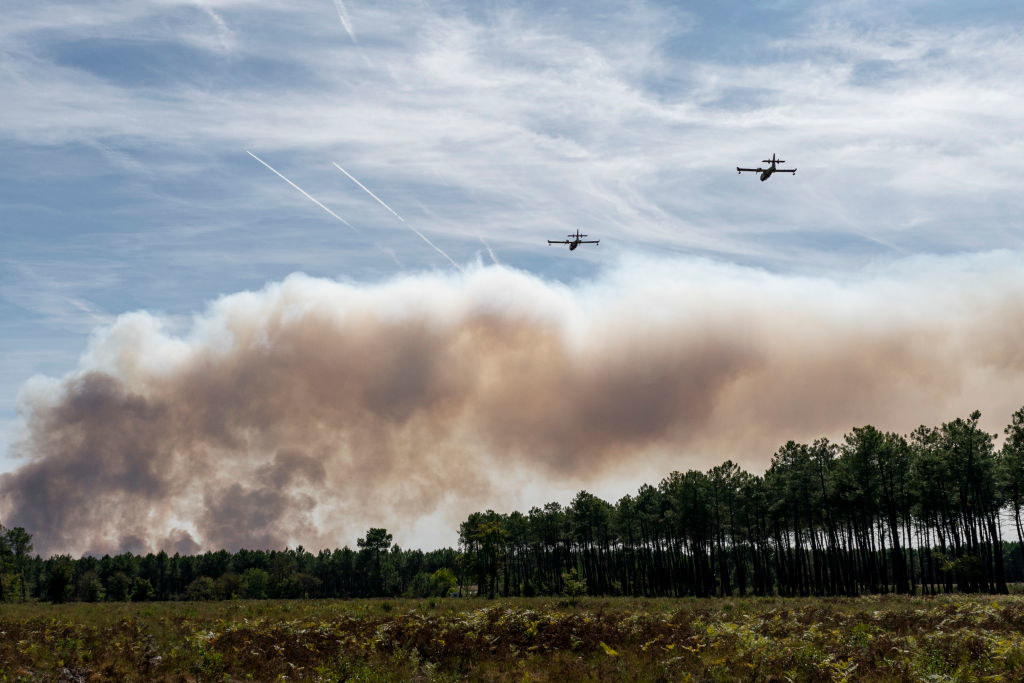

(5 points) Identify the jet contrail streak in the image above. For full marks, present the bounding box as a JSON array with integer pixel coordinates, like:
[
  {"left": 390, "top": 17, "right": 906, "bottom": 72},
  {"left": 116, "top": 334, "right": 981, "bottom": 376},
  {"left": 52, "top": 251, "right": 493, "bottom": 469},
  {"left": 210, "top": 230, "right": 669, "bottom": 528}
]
[
  {"left": 479, "top": 235, "right": 500, "bottom": 265},
  {"left": 331, "top": 0, "right": 358, "bottom": 44},
  {"left": 247, "top": 151, "right": 357, "bottom": 233},
  {"left": 333, "top": 162, "right": 463, "bottom": 272},
  {"left": 406, "top": 224, "right": 464, "bottom": 273},
  {"left": 333, "top": 163, "right": 404, "bottom": 221}
]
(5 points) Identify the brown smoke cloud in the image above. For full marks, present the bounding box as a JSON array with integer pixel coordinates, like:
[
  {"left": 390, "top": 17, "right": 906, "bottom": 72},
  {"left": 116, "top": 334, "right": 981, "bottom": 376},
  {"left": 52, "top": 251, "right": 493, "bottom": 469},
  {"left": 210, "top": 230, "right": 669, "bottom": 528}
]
[{"left": 4, "top": 254, "right": 1024, "bottom": 556}]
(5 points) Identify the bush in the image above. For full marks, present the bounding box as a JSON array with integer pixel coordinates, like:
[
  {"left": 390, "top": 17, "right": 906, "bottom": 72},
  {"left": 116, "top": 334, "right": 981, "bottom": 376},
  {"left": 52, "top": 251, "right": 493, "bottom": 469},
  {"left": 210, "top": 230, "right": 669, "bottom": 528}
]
[
  {"left": 242, "top": 568, "right": 269, "bottom": 599},
  {"left": 215, "top": 572, "right": 245, "bottom": 600},
  {"left": 431, "top": 568, "right": 457, "bottom": 596},
  {"left": 562, "top": 568, "right": 587, "bottom": 602},
  {"left": 131, "top": 577, "right": 155, "bottom": 602},
  {"left": 45, "top": 556, "right": 74, "bottom": 603},
  {"left": 273, "top": 572, "right": 322, "bottom": 599},
  {"left": 408, "top": 568, "right": 458, "bottom": 598},
  {"left": 76, "top": 572, "right": 105, "bottom": 603},
  {"left": 408, "top": 571, "right": 434, "bottom": 598},
  {"left": 107, "top": 571, "right": 132, "bottom": 602},
  {"left": 185, "top": 576, "right": 217, "bottom": 601}
]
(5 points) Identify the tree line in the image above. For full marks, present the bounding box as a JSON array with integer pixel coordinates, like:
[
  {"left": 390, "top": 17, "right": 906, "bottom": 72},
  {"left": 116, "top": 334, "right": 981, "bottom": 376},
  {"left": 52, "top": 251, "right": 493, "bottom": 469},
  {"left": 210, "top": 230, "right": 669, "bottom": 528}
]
[
  {"left": 0, "top": 528, "right": 460, "bottom": 603},
  {"left": 4, "top": 407, "right": 1024, "bottom": 602},
  {"left": 458, "top": 408, "right": 1024, "bottom": 598}
]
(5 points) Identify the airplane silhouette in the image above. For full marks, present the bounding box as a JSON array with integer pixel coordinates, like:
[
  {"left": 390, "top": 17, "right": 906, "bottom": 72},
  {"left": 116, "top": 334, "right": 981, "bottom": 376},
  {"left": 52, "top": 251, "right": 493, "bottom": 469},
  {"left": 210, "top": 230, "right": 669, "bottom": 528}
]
[
  {"left": 548, "top": 229, "right": 599, "bottom": 251},
  {"left": 737, "top": 153, "right": 797, "bottom": 181}
]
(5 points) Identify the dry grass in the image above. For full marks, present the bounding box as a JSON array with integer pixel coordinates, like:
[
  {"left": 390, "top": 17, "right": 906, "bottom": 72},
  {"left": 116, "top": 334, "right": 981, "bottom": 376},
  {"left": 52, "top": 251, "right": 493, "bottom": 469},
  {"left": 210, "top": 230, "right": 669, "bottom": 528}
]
[{"left": 2, "top": 595, "right": 1024, "bottom": 680}]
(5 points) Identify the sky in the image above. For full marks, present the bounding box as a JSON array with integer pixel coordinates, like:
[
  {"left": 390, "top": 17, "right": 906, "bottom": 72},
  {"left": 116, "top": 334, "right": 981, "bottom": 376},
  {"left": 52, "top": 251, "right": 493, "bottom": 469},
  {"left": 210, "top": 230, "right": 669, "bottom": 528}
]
[{"left": 2, "top": 0, "right": 1024, "bottom": 555}]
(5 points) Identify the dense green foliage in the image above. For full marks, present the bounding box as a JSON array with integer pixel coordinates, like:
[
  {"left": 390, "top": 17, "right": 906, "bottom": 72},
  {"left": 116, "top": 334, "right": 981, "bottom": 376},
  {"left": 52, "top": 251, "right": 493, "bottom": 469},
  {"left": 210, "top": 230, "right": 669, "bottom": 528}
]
[
  {"left": 5, "top": 595, "right": 1024, "bottom": 680},
  {"left": 5, "top": 407, "right": 1024, "bottom": 603},
  {"left": 4, "top": 540, "right": 462, "bottom": 604},
  {"left": 0, "top": 525, "right": 33, "bottom": 603}
]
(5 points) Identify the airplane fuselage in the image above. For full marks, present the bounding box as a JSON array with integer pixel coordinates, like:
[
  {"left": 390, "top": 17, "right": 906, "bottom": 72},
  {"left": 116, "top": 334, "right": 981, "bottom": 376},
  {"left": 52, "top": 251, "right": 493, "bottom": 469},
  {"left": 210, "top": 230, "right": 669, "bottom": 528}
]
[
  {"left": 548, "top": 230, "right": 598, "bottom": 250},
  {"left": 737, "top": 154, "right": 795, "bottom": 181}
]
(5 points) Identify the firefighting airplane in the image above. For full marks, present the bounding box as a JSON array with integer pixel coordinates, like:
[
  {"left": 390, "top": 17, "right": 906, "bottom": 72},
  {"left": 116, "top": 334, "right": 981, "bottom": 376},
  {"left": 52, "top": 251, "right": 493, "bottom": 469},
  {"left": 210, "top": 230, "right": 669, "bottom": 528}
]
[
  {"left": 737, "top": 153, "right": 797, "bottom": 181},
  {"left": 548, "top": 229, "right": 599, "bottom": 251}
]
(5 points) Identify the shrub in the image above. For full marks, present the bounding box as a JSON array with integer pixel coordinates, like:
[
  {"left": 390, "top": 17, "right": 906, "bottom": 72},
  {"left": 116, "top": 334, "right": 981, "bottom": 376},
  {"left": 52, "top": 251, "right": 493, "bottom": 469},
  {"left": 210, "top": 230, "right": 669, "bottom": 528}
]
[
  {"left": 242, "top": 568, "right": 269, "bottom": 599},
  {"left": 562, "top": 568, "right": 587, "bottom": 603},
  {"left": 131, "top": 577, "right": 155, "bottom": 602},
  {"left": 184, "top": 576, "right": 217, "bottom": 601}
]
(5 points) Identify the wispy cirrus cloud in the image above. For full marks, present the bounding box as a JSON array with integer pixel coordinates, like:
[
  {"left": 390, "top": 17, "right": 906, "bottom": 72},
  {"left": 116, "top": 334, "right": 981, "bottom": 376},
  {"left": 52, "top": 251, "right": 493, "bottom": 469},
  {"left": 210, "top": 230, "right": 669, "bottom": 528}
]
[
  {"left": 194, "top": 1, "right": 237, "bottom": 53},
  {"left": 3, "top": 1, "right": 1021, "bottom": 265}
]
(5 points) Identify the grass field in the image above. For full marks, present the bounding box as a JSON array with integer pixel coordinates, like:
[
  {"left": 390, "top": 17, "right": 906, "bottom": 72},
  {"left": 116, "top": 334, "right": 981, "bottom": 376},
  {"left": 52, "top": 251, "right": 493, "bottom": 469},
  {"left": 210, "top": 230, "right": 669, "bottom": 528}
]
[{"left": 3, "top": 594, "right": 1024, "bottom": 680}]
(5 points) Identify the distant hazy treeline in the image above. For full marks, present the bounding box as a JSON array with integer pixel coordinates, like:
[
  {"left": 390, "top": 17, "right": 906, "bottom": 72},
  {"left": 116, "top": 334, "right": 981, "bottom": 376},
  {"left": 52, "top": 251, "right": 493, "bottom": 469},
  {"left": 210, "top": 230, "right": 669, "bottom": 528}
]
[{"left": 0, "top": 528, "right": 462, "bottom": 603}]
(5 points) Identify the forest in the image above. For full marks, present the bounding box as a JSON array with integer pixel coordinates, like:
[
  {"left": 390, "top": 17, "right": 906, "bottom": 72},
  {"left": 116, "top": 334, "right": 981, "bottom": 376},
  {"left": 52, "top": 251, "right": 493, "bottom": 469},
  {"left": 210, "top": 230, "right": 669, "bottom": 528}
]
[{"left": 4, "top": 406, "right": 1024, "bottom": 603}]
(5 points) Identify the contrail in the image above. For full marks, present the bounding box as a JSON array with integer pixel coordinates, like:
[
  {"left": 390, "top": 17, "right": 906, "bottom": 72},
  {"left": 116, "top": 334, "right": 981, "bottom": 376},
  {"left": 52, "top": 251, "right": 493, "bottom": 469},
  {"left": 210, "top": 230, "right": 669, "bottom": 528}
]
[
  {"left": 66, "top": 297, "right": 113, "bottom": 325},
  {"left": 247, "top": 151, "right": 357, "bottom": 233},
  {"left": 333, "top": 162, "right": 463, "bottom": 272},
  {"left": 197, "top": 2, "right": 234, "bottom": 52},
  {"left": 332, "top": 0, "right": 358, "bottom": 44},
  {"left": 404, "top": 224, "right": 464, "bottom": 273},
  {"left": 479, "top": 235, "right": 500, "bottom": 265},
  {"left": 333, "top": 162, "right": 404, "bottom": 221}
]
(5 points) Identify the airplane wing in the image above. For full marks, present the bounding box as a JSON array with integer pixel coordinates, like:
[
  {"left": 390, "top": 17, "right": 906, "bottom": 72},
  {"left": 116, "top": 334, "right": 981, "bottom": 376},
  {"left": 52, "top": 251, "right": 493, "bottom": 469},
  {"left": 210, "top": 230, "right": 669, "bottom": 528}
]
[
  {"left": 580, "top": 240, "right": 599, "bottom": 244},
  {"left": 548, "top": 240, "right": 569, "bottom": 245},
  {"left": 776, "top": 168, "right": 797, "bottom": 174},
  {"left": 736, "top": 167, "right": 761, "bottom": 173}
]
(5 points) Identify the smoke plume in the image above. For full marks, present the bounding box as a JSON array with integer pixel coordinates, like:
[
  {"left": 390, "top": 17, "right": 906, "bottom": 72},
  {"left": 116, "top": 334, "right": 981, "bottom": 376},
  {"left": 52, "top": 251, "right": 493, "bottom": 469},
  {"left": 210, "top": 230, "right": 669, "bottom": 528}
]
[{"left": 4, "top": 253, "right": 1024, "bottom": 556}]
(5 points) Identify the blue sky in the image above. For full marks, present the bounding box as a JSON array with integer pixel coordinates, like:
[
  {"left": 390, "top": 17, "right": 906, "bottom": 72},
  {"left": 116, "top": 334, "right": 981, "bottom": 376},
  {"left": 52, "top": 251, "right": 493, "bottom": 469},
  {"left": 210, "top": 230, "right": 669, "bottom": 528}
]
[{"left": 3, "top": 0, "right": 1024, "bottom": 546}]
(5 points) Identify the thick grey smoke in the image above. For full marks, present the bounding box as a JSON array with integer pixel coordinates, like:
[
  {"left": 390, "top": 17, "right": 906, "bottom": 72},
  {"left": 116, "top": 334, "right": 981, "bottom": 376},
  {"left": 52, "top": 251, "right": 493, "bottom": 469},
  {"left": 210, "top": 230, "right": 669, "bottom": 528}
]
[{"left": 4, "top": 253, "right": 1024, "bottom": 556}]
